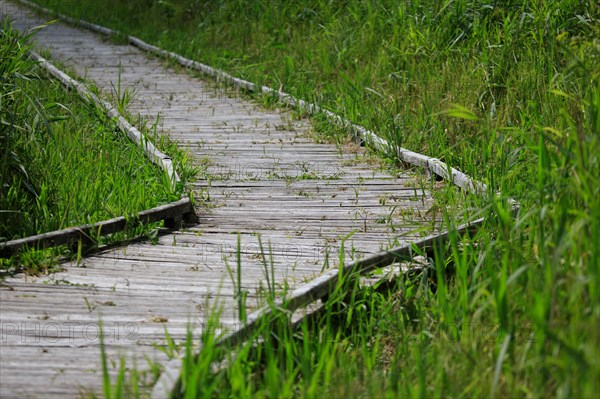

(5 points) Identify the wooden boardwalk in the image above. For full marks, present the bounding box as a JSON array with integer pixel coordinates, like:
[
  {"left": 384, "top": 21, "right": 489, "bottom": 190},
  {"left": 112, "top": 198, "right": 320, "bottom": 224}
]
[{"left": 0, "top": 1, "right": 448, "bottom": 397}]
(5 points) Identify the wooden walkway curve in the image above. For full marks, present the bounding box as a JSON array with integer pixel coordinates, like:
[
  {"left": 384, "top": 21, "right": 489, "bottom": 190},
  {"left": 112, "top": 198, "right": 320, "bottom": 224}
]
[{"left": 0, "top": 1, "right": 454, "bottom": 397}]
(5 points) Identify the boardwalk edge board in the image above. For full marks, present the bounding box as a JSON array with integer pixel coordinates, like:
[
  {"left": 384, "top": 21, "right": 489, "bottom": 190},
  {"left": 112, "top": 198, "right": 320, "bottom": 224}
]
[
  {"left": 29, "top": 51, "right": 180, "bottom": 186},
  {"left": 0, "top": 198, "right": 194, "bottom": 257}
]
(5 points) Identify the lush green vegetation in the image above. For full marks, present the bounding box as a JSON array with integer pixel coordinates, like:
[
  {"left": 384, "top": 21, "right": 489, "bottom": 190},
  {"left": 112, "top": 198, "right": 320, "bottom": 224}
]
[
  {"left": 0, "top": 19, "right": 188, "bottom": 273},
  {"left": 25, "top": 0, "right": 600, "bottom": 398}
]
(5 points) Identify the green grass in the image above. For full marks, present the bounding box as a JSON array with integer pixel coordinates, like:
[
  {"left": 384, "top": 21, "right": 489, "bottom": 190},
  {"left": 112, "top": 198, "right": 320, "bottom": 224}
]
[
  {"left": 0, "top": 19, "right": 191, "bottom": 273},
  {"left": 19, "top": 0, "right": 600, "bottom": 397}
]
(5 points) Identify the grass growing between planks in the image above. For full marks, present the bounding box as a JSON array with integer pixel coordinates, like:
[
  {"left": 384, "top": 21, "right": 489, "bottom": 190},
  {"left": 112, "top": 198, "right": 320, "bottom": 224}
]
[
  {"left": 25, "top": 0, "right": 600, "bottom": 397},
  {"left": 0, "top": 20, "right": 191, "bottom": 274}
]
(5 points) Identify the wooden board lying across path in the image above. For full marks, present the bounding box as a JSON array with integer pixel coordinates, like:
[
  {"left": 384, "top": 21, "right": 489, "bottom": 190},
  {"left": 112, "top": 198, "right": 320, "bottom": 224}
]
[{"left": 0, "top": 1, "right": 462, "bottom": 397}]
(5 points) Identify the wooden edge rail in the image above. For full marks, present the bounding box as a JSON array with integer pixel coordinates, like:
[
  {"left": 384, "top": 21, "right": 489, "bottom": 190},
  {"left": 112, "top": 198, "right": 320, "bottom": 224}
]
[
  {"left": 27, "top": 50, "right": 180, "bottom": 187},
  {"left": 130, "top": 40, "right": 487, "bottom": 194},
  {"left": 151, "top": 217, "right": 485, "bottom": 398},
  {"left": 0, "top": 197, "right": 194, "bottom": 258}
]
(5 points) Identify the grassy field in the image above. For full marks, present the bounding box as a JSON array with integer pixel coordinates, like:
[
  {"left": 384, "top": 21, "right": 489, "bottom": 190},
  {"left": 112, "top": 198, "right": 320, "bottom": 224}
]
[
  {"left": 0, "top": 19, "right": 190, "bottom": 273},
  {"left": 22, "top": 0, "right": 600, "bottom": 398}
]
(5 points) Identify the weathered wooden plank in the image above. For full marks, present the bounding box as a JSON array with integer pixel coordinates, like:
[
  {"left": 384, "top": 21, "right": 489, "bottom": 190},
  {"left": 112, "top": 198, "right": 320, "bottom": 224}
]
[{"left": 0, "top": 198, "right": 194, "bottom": 257}]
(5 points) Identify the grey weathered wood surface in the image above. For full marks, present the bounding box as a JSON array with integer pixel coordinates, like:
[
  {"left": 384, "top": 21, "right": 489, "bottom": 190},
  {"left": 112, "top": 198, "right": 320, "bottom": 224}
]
[
  {"left": 1, "top": 1, "right": 462, "bottom": 398},
  {"left": 0, "top": 198, "right": 193, "bottom": 257}
]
